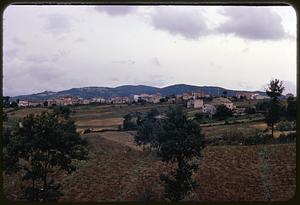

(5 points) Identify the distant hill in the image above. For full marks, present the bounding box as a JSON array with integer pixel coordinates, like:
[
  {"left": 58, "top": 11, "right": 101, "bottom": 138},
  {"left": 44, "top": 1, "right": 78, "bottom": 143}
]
[{"left": 10, "top": 84, "right": 266, "bottom": 101}]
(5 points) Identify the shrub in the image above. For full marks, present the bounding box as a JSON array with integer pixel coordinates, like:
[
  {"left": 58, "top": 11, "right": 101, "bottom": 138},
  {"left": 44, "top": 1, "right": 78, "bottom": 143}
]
[
  {"left": 276, "top": 121, "right": 295, "bottom": 131},
  {"left": 83, "top": 128, "right": 91, "bottom": 134},
  {"left": 278, "top": 132, "right": 296, "bottom": 143}
]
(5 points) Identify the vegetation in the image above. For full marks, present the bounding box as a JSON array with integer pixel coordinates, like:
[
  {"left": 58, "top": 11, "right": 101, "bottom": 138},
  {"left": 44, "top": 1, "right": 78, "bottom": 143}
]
[
  {"left": 255, "top": 100, "right": 270, "bottom": 112},
  {"left": 123, "top": 112, "right": 142, "bottom": 130},
  {"left": 206, "top": 131, "right": 296, "bottom": 146},
  {"left": 245, "top": 107, "right": 256, "bottom": 114},
  {"left": 135, "top": 106, "right": 205, "bottom": 201},
  {"left": 214, "top": 105, "right": 233, "bottom": 120},
  {"left": 276, "top": 120, "right": 295, "bottom": 131},
  {"left": 3, "top": 111, "right": 88, "bottom": 201},
  {"left": 53, "top": 105, "right": 71, "bottom": 119},
  {"left": 265, "top": 79, "right": 285, "bottom": 138},
  {"left": 286, "top": 96, "right": 296, "bottom": 121}
]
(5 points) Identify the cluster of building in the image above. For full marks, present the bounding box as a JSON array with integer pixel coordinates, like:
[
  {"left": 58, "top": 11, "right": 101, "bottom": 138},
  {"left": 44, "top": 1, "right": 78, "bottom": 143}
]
[
  {"left": 186, "top": 97, "right": 234, "bottom": 117},
  {"left": 17, "top": 90, "right": 290, "bottom": 111}
]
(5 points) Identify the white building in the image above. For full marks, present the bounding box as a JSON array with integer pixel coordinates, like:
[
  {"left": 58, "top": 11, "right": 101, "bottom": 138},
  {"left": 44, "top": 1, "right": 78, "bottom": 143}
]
[
  {"left": 202, "top": 104, "right": 217, "bottom": 116},
  {"left": 18, "top": 100, "right": 29, "bottom": 107},
  {"left": 133, "top": 95, "right": 140, "bottom": 102},
  {"left": 251, "top": 94, "right": 270, "bottom": 100},
  {"left": 187, "top": 99, "right": 204, "bottom": 109}
]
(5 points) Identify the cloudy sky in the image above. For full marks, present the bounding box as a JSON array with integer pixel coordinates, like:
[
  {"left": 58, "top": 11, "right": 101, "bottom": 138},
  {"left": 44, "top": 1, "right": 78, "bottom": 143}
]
[{"left": 3, "top": 5, "right": 297, "bottom": 96}]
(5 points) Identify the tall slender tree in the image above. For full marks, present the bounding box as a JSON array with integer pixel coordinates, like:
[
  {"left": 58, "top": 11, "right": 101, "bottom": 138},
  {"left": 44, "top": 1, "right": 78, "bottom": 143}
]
[
  {"left": 135, "top": 106, "right": 205, "bottom": 201},
  {"left": 265, "top": 79, "right": 285, "bottom": 137}
]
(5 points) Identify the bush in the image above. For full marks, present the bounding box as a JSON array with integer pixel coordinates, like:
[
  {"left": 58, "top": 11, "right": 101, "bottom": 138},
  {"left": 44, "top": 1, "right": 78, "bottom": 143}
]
[
  {"left": 214, "top": 105, "right": 233, "bottom": 120},
  {"left": 118, "top": 125, "right": 122, "bottom": 131},
  {"left": 83, "top": 128, "right": 91, "bottom": 134},
  {"left": 245, "top": 107, "right": 256, "bottom": 114},
  {"left": 278, "top": 132, "right": 296, "bottom": 143},
  {"left": 276, "top": 121, "right": 295, "bottom": 131},
  {"left": 194, "top": 112, "right": 204, "bottom": 122}
]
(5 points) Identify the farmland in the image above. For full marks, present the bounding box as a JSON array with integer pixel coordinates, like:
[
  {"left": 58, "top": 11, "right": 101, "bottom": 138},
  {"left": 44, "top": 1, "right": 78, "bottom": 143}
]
[{"left": 3, "top": 103, "right": 296, "bottom": 202}]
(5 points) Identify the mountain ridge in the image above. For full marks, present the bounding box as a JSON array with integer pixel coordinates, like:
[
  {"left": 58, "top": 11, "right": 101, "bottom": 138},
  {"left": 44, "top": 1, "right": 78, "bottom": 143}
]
[{"left": 10, "top": 84, "right": 267, "bottom": 101}]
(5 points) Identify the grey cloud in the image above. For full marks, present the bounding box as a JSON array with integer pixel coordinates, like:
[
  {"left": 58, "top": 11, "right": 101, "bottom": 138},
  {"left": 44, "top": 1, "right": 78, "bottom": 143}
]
[
  {"left": 51, "top": 50, "right": 70, "bottom": 62},
  {"left": 11, "top": 36, "right": 26, "bottom": 45},
  {"left": 209, "top": 62, "right": 222, "bottom": 70},
  {"left": 217, "top": 7, "right": 286, "bottom": 40},
  {"left": 109, "top": 77, "right": 121, "bottom": 82},
  {"left": 242, "top": 47, "right": 249, "bottom": 52},
  {"left": 112, "top": 60, "right": 135, "bottom": 65},
  {"left": 152, "top": 57, "right": 161, "bottom": 66},
  {"left": 278, "top": 80, "right": 296, "bottom": 95},
  {"left": 27, "top": 64, "right": 62, "bottom": 81},
  {"left": 26, "top": 55, "right": 49, "bottom": 63},
  {"left": 150, "top": 7, "right": 208, "bottom": 39},
  {"left": 94, "top": 6, "right": 136, "bottom": 16},
  {"left": 4, "top": 48, "right": 18, "bottom": 59},
  {"left": 40, "top": 13, "right": 72, "bottom": 35},
  {"left": 237, "top": 82, "right": 254, "bottom": 90},
  {"left": 74, "top": 37, "right": 85, "bottom": 43},
  {"left": 143, "top": 74, "right": 165, "bottom": 86}
]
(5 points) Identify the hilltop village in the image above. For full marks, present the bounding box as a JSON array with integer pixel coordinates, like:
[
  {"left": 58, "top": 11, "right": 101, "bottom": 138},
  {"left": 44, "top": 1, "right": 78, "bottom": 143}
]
[{"left": 14, "top": 91, "right": 292, "bottom": 118}]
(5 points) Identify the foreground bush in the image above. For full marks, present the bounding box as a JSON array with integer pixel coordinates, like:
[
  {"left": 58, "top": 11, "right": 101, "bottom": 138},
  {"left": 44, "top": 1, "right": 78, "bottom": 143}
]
[
  {"left": 276, "top": 121, "right": 296, "bottom": 131},
  {"left": 206, "top": 131, "right": 296, "bottom": 146}
]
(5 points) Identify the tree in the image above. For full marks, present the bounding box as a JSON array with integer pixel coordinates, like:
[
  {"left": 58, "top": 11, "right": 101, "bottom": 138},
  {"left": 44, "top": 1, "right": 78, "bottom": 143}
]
[
  {"left": 135, "top": 106, "right": 205, "bottom": 201},
  {"left": 255, "top": 100, "right": 270, "bottom": 112},
  {"left": 265, "top": 79, "right": 285, "bottom": 137},
  {"left": 286, "top": 96, "right": 296, "bottom": 121},
  {"left": 11, "top": 101, "right": 18, "bottom": 108},
  {"left": 3, "top": 111, "right": 88, "bottom": 201},
  {"left": 2, "top": 96, "right": 10, "bottom": 107},
  {"left": 245, "top": 107, "right": 256, "bottom": 114},
  {"left": 194, "top": 112, "right": 204, "bottom": 122},
  {"left": 43, "top": 101, "right": 48, "bottom": 107},
  {"left": 135, "top": 109, "right": 161, "bottom": 148},
  {"left": 214, "top": 105, "right": 233, "bottom": 120},
  {"left": 53, "top": 105, "right": 71, "bottom": 119},
  {"left": 123, "top": 112, "right": 142, "bottom": 130}
]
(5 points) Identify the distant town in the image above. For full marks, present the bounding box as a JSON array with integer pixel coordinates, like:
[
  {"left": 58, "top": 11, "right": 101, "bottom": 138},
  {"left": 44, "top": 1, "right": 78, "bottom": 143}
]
[{"left": 8, "top": 89, "right": 294, "bottom": 118}]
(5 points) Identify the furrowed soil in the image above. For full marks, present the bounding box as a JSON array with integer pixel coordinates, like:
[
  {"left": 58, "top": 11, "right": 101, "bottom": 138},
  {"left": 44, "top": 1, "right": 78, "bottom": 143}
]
[
  {"left": 4, "top": 131, "right": 295, "bottom": 202},
  {"left": 3, "top": 105, "right": 296, "bottom": 202}
]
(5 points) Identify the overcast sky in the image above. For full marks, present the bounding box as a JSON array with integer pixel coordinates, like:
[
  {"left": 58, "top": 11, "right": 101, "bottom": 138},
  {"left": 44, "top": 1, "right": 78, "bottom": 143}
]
[{"left": 3, "top": 5, "right": 297, "bottom": 96}]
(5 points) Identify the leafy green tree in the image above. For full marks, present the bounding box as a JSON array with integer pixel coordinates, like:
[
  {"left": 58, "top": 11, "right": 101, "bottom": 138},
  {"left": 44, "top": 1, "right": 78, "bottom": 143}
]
[
  {"left": 53, "top": 105, "right": 71, "bottom": 119},
  {"left": 255, "top": 100, "right": 270, "bottom": 112},
  {"left": 43, "top": 101, "right": 48, "bottom": 107},
  {"left": 11, "top": 101, "right": 18, "bottom": 108},
  {"left": 135, "top": 109, "right": 161, "bottom": 148},
  {"left": 2, "top": 96, "right": 10, "bottom": 107},
  {"left": 3, "top": 111, "right": 88, "bottom": 201},
  {"left": 123, "top": 113, "right": 136, "bottom": 130},
  {"left": 245, "top": 107, "right": 256, "bottom": 114},
  {"left": 194, "top": 112, "right": 204, "bottom": 122},
  {"left": 265, "top": 79, "right": 285, "bottom": 137},
  {"left": 135, "top": 106, "right": 205, "bottom": 201},
  {"left": 214, "top": 105, "right": 233, "bottom": 120},
  {"left": 123, "top": 112, "right": 143, "bottom": 130}
]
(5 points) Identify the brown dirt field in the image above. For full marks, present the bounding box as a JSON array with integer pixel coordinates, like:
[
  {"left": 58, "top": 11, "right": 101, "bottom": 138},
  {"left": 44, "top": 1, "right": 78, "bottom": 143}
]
[
  {"left": 99, "top": 131, "right": 142, "bottom": 151},
  {"left": 194, "top": 144, "right": 295, "bottom": 201},
  {"left": 7, "top": 108, "right": 49, "bottom": 118},
  {"left": 249, "top": 122, "right": 268, "bottom": 130},
  {"left": 4, "top": 132, "right": 295, "bottom": 202},
  {"left": 75, "top": 118, "right": 123, "bottom": 127}
]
